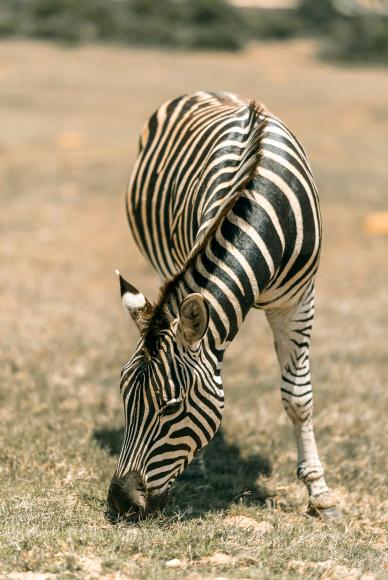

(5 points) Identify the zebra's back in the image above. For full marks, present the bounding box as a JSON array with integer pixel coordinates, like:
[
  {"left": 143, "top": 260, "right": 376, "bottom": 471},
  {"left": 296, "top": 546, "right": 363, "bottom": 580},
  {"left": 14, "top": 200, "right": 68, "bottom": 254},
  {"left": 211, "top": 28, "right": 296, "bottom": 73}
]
[{"left": 127, "top": 91, "right": 321, "bottom": 309}]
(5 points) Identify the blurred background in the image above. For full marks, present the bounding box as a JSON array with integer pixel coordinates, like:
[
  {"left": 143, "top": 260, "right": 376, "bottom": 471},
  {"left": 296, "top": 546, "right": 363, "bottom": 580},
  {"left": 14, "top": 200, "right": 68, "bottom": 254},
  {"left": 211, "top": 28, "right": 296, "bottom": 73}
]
[
  {"left": 1, "top": 0, "right": 388, "bottom": 60},
  {"left": 1, "top": 1, "right": 387, "bottom": 577}
]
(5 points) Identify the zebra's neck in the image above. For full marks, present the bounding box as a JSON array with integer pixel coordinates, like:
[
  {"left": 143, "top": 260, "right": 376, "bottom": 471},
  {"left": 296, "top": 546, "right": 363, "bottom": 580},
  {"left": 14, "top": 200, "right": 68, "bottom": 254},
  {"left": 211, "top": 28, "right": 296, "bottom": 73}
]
[
  {"left": 159, "top": 219, "right": 256, "bottom": 365},
  {"left": 143, "top": 99, "right": 268, "bottom": 364}
]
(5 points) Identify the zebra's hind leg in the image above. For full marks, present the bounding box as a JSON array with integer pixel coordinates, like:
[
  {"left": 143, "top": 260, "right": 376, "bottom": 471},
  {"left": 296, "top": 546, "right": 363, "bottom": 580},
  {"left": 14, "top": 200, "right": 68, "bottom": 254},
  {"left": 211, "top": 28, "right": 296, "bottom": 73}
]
[{"left": 265, "top": 284, "right": 339, "bottom": 518}]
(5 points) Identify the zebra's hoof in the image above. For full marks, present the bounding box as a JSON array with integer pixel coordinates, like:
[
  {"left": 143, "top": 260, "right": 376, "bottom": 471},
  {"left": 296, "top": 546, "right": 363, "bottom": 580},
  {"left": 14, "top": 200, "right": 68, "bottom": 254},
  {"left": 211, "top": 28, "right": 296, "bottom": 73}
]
[
  {"left": 307, "top": 505, "right": 342, "bottom": 519},
  {"left": 307, "top": 491, "right": 341, "bottom": 519}
]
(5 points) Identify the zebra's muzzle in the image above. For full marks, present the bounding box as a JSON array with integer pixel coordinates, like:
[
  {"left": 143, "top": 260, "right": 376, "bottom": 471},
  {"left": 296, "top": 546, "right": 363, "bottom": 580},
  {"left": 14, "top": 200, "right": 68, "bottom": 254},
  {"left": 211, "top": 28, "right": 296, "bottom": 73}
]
[{"left": 107, "top": 472, "right": 147, "bottom": 519}]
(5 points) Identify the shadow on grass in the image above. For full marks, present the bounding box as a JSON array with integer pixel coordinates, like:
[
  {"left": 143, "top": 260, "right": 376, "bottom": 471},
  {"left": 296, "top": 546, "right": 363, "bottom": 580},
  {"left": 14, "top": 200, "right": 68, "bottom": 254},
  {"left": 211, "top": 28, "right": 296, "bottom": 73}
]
[{"left": 94, "top": 427, "right": 271, "bottom": 519}]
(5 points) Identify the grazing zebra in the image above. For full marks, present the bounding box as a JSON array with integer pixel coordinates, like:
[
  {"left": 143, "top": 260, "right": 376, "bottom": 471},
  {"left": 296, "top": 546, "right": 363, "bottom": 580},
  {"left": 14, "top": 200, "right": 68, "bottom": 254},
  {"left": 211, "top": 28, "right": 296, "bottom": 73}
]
[{"left": 107, "top": 91, "right": 338, "bottom": 519}]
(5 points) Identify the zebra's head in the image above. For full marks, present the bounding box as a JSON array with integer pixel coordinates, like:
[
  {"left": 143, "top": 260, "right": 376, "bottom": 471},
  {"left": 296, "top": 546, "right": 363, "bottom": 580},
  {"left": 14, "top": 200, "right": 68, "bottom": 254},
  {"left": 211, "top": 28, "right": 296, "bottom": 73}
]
[{"left": 107, "top": 273, "right": 224, "bottom": 518}]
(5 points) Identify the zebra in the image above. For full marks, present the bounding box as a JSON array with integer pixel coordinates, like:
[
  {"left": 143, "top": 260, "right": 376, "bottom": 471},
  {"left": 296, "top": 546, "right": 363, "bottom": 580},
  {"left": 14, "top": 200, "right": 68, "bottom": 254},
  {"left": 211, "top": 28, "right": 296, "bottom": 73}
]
[{"left": 107, "top": 91, "right": 338, "bottom": 519}]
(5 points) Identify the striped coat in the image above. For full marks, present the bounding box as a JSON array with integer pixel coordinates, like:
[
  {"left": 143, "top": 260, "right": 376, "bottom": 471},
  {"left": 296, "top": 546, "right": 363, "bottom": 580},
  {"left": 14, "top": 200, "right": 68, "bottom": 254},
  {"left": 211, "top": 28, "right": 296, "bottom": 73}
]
[{"left": 107, "top": 92, "right": 338, "bottom": 520}]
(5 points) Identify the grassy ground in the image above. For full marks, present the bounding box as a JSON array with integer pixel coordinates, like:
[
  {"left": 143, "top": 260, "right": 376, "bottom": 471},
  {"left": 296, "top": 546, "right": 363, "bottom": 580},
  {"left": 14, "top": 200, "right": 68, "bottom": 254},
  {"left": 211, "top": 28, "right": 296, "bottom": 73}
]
[{"left": 0, "top": 40, "right": 387, "bottom": 579}]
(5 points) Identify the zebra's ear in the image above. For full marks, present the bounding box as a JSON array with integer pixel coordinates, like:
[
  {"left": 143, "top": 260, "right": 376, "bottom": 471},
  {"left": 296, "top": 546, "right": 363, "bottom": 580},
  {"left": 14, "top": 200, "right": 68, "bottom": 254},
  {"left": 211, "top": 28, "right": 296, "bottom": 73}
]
[
  {"left": 116, "top": 270, "right": 153, "bottom": 335},
  {"left": 177, "top": 294, "right": 209, "bottom": 347}
]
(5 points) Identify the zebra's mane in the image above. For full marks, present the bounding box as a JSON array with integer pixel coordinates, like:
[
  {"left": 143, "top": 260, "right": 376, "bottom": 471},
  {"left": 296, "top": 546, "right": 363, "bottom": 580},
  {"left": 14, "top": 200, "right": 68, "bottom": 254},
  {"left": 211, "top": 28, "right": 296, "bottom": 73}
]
[{"left": 143, "top": 101, "right": 267, "bottom": 355}]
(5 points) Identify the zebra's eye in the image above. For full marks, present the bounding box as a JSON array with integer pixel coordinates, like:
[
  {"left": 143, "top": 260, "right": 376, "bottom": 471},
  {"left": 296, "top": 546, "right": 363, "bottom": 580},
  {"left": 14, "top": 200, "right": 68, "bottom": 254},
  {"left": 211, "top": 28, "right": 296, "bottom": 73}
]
[{"left": 161, "top": 400, "right": 181, "bottom": 416}]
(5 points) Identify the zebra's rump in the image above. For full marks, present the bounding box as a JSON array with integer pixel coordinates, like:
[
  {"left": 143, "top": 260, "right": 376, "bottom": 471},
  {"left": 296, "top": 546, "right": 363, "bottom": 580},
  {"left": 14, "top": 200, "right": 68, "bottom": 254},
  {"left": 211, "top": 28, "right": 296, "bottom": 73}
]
[{"left": 126, "top": 91, "right": 321, "bottom": 307}]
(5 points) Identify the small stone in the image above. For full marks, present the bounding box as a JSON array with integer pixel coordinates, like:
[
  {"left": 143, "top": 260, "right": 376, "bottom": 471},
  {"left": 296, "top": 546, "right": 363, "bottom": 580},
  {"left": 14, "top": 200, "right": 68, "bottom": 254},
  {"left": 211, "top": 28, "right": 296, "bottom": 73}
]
[{"left": 165, "top": 558, "right": 184, "bottom": 568}]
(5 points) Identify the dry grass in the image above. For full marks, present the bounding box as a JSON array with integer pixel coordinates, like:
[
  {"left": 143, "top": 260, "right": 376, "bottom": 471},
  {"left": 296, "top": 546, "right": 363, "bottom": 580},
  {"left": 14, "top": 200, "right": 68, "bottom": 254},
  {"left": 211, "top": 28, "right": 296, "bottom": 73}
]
[{"left": 0, "top": 39, "right": 387, "bottom": 579}]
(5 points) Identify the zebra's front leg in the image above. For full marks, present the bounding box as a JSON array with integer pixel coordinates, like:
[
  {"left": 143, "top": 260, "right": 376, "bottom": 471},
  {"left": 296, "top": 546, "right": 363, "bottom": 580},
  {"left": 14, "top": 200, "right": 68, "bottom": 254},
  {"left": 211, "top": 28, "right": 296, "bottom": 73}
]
[{"left": 265, "top": 286, "right": 339, "bottom": 517}]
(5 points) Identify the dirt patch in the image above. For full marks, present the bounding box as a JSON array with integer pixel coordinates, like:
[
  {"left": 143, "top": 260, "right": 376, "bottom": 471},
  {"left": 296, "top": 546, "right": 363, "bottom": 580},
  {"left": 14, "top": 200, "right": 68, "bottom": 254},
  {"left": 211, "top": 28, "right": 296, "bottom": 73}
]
[
  {"left": 288, "top": 561, "right": 376, "bottom": 579},
  {"left": 224, "top": 515, "right": 273, "bottom": 536},
  {"left": 1, "top": 575, "right": 57, "bottom": 580},
  {"left": 77, "top": 555, "right": 102, "bottom": 578},
  {"left": 200, "top": 552, "right": 235, "bottom": 566}
]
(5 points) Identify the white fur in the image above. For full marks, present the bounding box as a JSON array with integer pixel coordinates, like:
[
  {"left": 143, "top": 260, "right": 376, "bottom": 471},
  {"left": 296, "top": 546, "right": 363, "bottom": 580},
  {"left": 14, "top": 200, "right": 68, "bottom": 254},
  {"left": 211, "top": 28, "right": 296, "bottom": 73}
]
[
  {"left": 122, "top": 291, "right": 146, "bottom": 310},
  {"left": 214, "top": 375, "right": 222, "bottom": 385}
]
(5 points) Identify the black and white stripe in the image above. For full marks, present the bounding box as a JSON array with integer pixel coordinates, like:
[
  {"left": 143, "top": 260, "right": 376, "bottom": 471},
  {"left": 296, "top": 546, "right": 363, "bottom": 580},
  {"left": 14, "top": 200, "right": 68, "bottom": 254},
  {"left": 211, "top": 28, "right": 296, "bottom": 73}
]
[{"left": 108, "top": 91, "right": 336, "bottom": 517}]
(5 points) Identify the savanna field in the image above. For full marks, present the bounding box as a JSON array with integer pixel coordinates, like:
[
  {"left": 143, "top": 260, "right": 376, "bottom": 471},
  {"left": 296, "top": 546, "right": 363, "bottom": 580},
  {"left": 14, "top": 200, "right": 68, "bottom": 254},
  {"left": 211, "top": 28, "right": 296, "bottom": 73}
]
[{"left": 0, "top": 39, "right": 387, "bottom": 579}]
